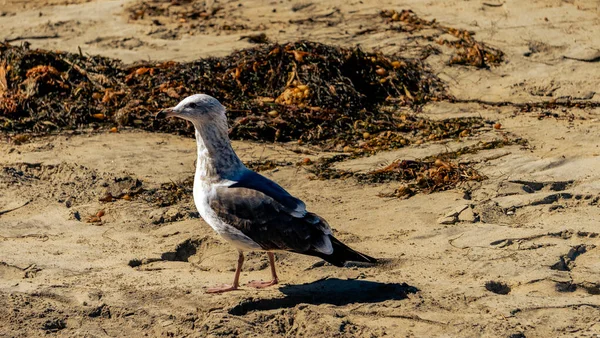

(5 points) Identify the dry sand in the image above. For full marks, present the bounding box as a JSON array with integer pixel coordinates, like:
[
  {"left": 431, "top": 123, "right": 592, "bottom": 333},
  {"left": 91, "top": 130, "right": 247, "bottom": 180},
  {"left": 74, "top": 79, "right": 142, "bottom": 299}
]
[{"left": 1, "top": 0, "right": 600, "bottom": 337}]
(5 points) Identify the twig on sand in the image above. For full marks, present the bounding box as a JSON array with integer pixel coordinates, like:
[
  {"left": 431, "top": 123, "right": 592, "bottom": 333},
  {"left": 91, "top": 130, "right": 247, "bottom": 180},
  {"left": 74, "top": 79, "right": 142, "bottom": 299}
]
[
  {"left": 562, "top": 55, "right": 600, "bottom": 63},
  {"left": 0, "top": 200, "right": 31, "bottom": 216},
  {"left": 4, "top": 34, "right": 59, "bottom": 43},
  {"left": 482, "top": 2, "right": 505, "bottom": 7}
]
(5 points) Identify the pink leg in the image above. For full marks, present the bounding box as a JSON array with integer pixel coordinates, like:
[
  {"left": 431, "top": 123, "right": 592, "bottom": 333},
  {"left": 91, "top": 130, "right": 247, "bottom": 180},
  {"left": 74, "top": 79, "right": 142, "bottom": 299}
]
[
  {"left": 248, "top": 252, "right": 279, "bottom": 289},
  {"left": 206, "top": 251, "right": 244, "bottom": 293}
]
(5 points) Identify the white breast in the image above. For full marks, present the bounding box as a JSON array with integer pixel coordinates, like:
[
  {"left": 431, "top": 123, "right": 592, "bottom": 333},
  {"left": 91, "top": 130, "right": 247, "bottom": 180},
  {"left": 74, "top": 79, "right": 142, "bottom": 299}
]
[{"left": 192, "top": 180, "right": 262, "bottom": 251}]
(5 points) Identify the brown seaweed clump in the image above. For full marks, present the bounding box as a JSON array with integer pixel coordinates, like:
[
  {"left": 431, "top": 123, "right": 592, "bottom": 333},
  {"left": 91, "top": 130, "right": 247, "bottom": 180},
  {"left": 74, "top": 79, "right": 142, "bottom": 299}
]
[
  {"left": 310, "top": 156, "right": 485, "bottom": 198},
  {"left": 308, "top": 138, "right": 524, "bottom": 198},
  {"left": 0, "top": 41, "right": 448, "bottom": 151},
  {"left": 373, "top": 159, "right": 486, "bottom": 198}
]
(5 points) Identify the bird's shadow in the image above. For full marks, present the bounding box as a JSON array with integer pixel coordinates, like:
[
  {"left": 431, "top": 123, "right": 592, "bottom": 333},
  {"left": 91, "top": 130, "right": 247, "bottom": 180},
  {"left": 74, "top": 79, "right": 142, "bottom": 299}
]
[{"left": 228, "top": 278, "right": 419, "bottom": 315}]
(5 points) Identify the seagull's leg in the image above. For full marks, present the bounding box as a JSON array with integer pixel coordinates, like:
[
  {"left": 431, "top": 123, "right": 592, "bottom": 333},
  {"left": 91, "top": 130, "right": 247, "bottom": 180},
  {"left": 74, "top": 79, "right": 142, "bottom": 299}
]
[
  {"left": 206, "top": 250, "right": 244, "bottom": 293},
  {"left": 248, "top": 252, "right": 279, "bottom": 288},
  {"left": 267, "top": 252, "right": 279, "bottom": 284}
]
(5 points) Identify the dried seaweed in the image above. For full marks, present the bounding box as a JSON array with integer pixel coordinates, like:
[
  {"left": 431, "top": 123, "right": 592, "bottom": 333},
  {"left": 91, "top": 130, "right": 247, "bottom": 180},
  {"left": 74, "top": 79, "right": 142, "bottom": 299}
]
[
  {"left": 126, "top": 0, "right": 240, "bottom": 38},
  {"left": 308, "top": 137, "right": 522, "bottom": 198},
  {"left": 309, "top": 154, "right": 485, "bottom": 198},
  {"left": 374, "top": 159, "right": 485, "bottom": 198},
  {"left": 335, "top": 115, "right": 487, "bottom": 155},
  {"left": 449, "top": 97, "right": 600, "bottom": 115},
  {"left": 380, "top": 9, "right": 504, "bottom": 68},
  {"left": 0, "top": 41, "right": 447, "bottom": 151},
  {"left": 420, "top": 138, "right": 528, "bottom": 162}
]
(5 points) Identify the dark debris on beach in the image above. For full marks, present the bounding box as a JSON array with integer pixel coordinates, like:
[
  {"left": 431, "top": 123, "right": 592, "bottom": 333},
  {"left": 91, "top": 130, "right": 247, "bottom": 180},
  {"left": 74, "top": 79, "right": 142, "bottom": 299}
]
[
  {"left": 0, "top": 40, "right": 453, "bottom": 151},
  {"left": 308, "top": 154, "right": 486, "bottom": 198},
  {"left": 308, "top": 138, "right": 528, "bottom": 197}
]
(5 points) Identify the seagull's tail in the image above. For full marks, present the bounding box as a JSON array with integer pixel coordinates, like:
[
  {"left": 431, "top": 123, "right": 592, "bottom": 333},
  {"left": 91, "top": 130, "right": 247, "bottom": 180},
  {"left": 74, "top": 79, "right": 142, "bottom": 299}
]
[{"left": 316, "top": 235, "right": 378, "bottom": 267}]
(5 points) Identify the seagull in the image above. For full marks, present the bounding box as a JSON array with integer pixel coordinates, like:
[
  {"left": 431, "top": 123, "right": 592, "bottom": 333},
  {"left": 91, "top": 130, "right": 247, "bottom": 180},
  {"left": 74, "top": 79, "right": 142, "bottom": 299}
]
[{"left": 156, "top": 94, "right": 377, "bottom": 293}]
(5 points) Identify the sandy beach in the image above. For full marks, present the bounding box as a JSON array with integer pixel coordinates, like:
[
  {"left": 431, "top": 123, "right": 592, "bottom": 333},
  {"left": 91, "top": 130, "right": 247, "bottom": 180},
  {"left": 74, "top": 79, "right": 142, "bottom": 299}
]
[{"left": 1, "top": 0, "right": 600, "bottom": 336}]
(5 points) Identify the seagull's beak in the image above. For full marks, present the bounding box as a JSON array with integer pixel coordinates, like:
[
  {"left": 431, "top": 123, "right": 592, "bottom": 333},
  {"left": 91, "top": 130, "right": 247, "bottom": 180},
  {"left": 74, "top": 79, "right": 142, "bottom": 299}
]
[{"left": 155, "top": 107, "right": 177, "bottom": 119}]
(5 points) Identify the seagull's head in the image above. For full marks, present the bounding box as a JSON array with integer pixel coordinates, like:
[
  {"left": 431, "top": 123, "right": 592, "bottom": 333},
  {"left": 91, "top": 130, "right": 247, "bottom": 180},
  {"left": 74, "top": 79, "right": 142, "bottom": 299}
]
[{"left": 156, "top": 94, "right": 226, "bottom": 126}]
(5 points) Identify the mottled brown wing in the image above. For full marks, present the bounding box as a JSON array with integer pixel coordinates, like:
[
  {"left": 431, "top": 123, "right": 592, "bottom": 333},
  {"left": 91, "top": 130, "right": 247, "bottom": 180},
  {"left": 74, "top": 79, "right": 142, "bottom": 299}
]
[{"left": 210, "top": 186, "right": 330, "bottom": 253}]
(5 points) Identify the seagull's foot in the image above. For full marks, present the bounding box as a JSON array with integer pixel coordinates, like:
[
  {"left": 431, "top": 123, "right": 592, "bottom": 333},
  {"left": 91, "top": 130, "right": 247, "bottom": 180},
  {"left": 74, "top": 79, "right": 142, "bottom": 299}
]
[
  {"left": 247, "top": 279, "right": 278, "bottom": 289},
  {"left": 205, "top": 284, "right": 239, "bottom": 293}
]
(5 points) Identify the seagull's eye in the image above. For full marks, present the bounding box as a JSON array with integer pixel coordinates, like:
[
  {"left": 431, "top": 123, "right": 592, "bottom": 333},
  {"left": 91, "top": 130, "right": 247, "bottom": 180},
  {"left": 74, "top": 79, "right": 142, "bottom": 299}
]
[{"left": 188, "top": 102, "right": 197, "bottom": 109}]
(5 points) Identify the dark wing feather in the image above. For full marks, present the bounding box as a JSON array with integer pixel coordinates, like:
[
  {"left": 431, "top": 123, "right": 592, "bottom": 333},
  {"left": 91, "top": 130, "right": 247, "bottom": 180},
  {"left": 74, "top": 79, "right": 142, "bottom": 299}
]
[
  {"left": 230, "top": 170, "right": 306, "bottom": 216},
  {"left": 210, "top": 185, "right": 329, "bottom": 253}
]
